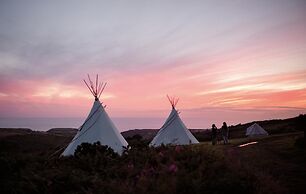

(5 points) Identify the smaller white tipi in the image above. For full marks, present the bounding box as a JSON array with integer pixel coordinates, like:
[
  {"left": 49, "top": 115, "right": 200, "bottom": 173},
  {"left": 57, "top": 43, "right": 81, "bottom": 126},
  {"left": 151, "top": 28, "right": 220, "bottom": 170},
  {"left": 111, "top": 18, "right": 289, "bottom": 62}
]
[
  {"left": 62, "top": 75, "right": 128, "bottom": 156},
  {"left": 150, "top": 96, "right": 199, "bottom": 147},
  {"left": 246, "top": 123, "right": 268, "bottom": 136}
]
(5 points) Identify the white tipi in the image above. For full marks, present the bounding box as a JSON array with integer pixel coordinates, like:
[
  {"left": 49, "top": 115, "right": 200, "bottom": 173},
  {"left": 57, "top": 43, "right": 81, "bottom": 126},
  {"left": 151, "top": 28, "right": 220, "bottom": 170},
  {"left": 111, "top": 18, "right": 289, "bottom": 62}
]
[
  {"left": 150, "top": 96, "right": 199, "bottom": 147},
  {"left": 62, "top": 75, "right": 128, "bottom": 156},
  {"left": 246, "top": 123, "right": 269, "bottom": 136}
]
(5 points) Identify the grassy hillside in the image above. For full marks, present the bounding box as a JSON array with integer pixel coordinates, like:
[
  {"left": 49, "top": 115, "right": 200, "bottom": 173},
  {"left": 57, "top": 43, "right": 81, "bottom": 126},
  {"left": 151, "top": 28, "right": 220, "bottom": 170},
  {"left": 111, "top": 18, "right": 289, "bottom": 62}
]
[
  {"left": 123, "top": 114, "right": 305, "bottom": 141},
  {"left": 0, "top": 115, "right": 305, "bottom": 193},
  {"left": 0, "top": 130, "right": 305, "bottom": 193}
]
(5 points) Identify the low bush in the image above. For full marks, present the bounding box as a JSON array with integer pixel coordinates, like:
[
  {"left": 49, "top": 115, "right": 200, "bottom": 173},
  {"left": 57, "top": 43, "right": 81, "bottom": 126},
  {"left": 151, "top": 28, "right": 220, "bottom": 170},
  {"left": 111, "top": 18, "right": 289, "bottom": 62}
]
[{"left": 0, "top": 140, "right": 260, "bottom": 194}]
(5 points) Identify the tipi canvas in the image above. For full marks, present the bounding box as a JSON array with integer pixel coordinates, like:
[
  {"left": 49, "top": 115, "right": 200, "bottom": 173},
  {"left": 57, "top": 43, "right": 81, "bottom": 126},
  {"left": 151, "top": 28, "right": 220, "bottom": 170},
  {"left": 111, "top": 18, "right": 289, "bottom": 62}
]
[
  {"left": 150, "top": 96, "right": 199, "bottom": 147},
  {"left": 62, "top": 75, "right": 128, "bottom": 156},
  {"left": 246, "top": 123, "right": 268, "bottom": 136}
]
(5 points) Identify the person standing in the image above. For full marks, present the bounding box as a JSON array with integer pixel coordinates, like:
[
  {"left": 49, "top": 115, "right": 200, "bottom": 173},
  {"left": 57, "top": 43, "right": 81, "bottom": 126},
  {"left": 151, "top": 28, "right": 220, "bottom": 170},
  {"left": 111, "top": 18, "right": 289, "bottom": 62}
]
[
  {"left": 221, "top": 122, "right": 229, "bottom": 144},
  {"left": 211, "top": 124, "right": 218, "bottom": 145}
]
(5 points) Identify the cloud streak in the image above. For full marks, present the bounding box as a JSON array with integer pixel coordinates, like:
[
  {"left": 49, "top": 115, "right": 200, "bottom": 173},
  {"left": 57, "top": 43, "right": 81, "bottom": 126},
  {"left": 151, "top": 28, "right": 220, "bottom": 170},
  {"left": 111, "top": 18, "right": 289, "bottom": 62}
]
[{"left": 0, "top": 0, "right": 305, "bottom": 127}]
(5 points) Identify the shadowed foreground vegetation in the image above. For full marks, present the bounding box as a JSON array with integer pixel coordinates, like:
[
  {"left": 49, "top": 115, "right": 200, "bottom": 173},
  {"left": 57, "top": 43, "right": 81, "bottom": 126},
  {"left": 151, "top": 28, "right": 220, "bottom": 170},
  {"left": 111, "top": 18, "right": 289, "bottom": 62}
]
[
  {"left": 0, "top": 115, "right": 305, "bottom": 193},
  {"left": 0, "top": 130, "right": 305, "bottom": 194},
  {"left": 0, "top": 139, "right": 253, "bottom": 194}
]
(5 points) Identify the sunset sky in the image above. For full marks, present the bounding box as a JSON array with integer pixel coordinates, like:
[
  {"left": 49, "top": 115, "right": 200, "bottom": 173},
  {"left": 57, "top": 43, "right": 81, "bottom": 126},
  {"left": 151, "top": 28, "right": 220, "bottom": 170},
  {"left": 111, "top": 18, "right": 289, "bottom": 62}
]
[{"left": 0, "top": 0, "right": 306, "bottom": 129}]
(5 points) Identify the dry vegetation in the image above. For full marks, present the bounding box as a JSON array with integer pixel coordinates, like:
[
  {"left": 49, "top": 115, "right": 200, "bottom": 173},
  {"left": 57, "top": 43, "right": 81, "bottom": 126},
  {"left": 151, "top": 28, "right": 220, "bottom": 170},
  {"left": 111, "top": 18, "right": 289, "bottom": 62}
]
[{"left": 0, "top": 115, "right": 305, "bottom": 194}]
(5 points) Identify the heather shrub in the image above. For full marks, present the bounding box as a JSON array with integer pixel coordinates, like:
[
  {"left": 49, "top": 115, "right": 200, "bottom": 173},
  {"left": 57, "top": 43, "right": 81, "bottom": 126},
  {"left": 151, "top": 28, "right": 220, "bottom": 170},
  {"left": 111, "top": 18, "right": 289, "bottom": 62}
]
[{"left": 1, "top": 141, "right": 257, "bottom": 194}]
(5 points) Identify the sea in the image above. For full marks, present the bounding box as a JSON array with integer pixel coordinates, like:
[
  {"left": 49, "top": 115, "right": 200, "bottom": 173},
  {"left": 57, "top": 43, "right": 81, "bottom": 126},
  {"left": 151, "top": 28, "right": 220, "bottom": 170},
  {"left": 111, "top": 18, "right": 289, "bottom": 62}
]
[{"left": 0, "top": 117, "right": 208, "bottom": 132}]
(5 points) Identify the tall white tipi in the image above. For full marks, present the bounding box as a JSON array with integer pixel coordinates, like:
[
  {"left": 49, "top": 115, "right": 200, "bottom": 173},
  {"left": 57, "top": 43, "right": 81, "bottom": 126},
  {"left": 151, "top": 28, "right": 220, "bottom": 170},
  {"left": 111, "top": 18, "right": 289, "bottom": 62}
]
[
  {"left": 62, "top": 75, "right": 128, "bottom": 156},
  {"left": 150, "top": 96, "right": 199, "bottom": 147}
]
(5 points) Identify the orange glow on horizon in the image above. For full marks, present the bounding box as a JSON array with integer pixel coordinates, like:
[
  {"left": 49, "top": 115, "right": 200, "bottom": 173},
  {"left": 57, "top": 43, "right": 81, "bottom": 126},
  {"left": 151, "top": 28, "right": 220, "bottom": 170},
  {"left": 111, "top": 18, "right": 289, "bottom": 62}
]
[{"left": 0, "top": 69, "right": 305, "bottom": 119}]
